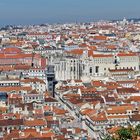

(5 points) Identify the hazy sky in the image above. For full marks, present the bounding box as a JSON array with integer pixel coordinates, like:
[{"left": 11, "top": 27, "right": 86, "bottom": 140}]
[{"left": 0, "top": 0, "right": 140, "bottom": 26}]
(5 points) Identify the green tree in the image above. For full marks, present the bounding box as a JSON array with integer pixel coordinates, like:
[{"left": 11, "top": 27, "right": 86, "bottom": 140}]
[
  {"left": 101, "top": 135, "right": 116, "bottom": 140},
  {"left": 117, "top": 127, "right": 132, "bottom": 140},
  {"left": 135, "top": 124, "right": 140, "bottom": 137}
]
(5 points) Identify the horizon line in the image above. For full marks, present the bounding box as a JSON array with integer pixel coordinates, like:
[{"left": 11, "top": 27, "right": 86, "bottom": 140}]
[{"left": 0, "top": 17, "right": 140, "bottom": 28}]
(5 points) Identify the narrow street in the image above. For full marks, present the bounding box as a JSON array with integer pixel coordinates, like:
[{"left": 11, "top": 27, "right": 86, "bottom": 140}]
[{"left": 55, "top": 93, "right": 101, "bottom": 139}]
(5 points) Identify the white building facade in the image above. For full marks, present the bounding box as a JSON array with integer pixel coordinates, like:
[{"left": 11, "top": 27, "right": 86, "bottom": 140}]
[{"left": 51, "top": 52, "right": 139, "bottom": 81}]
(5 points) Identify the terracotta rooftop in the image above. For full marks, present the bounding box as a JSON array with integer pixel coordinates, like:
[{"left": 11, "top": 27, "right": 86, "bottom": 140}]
[{"left": 24, "top": 119, "right": 46, "bottom": 127}]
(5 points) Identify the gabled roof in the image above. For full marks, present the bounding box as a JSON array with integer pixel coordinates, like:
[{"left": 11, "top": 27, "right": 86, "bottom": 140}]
[
  {"left": 126, "top": 96, "right": 140, "bottom": 103},
  {"left": 117, "top": 52, "right": 137, "bottom": 57},
  {"left": 130, "top": 114, "right": 140, "bottom": 121},
  {"left": 0, "top": 47, "right": 22, "bottom": 54},
  {"left": 45, "top": 97, "right": 58, "bottom": 102},
  {"left": 0, "top": 86, "right": 32, "bottom": 92},
  {"left": 94, "top": 35, "right": 107, "bottom": 40},
  {"left": 117, "top": 88, "right": 139, "bottom": 94},
  {"left": 91, "top": 80, "right": 105, "bottom": 87},
  {"left": 21, "top": 78, "right": 46, "bottom": 84},
  {"left": 0, "top": 119, "right": 23, "bottom": 126},
  {"left": 106, "top": 105, "right": 134, "bottom": 114},
  {"left": 66, "top": 49, "right": 83, "bottom": 55},
  {"left": 91, "top": 112, "right": 107, "bottom": 122},
  {"left": 24, "top": 119, "right": 46, "bottom": 127}
]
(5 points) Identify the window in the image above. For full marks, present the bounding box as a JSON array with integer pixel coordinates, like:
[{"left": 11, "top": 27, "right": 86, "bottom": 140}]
[
  {"left": 49, "top": 88, "right": 52, "bottom": 91},
  {"left": 49, "top": 83, "right": 52, "bottom": 86},
  {"left": 83, "top": 65, "right": 85, "bottom": 70},
  {"left": 90, "top": 67, "right": 92, "bottom": 74},
  {"left": 95, "top": 66, "right": 99, "bottom": 73},
  {"left": 73, "top": 66, "right": 76, "bottom": 72}
]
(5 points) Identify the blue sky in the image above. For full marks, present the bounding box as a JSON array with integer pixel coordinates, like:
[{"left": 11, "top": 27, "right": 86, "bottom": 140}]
[{"left": 0, "top": 0, "right": 140, "bottom": 26}]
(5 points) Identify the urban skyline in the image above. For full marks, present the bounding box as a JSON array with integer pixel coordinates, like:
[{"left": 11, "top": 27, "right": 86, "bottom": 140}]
[
  {"left": 0, "top": 0, "right": 140, "bottom": 26},
  {"left": 0, "top": 1, "right": 140, "bottom": 140}
]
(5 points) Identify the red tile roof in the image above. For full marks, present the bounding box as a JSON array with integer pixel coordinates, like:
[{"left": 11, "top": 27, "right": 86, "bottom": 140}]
[
  {"left": 0, "top": 86, "right": 32, "bottom": 92},
  {"left": 66, "top": 49, "right": 83, "bottom": 55},
  {"left": 91, "top": 112, "right": 107, "bottom": 121},
  {"left": 24, "top": 119, "right": 46, "bottom": 127},
  {"left": 117, "top": 52, "right": 137, "bottom": 57},
  {"left": 94, "top": 35, "right": 107, "bottom": 40},
  {"left": 1, "top": 47, "right": 22, "bottom": 54}
]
